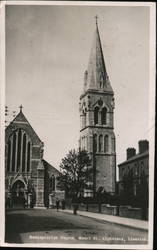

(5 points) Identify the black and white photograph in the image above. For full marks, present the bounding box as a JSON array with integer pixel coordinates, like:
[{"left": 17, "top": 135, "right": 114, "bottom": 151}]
[{"left": 0, "top": 1, "right": 155, "bottom": 249}]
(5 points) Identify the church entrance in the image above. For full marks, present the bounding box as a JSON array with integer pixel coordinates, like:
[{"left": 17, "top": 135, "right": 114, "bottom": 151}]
[{"left": 11, "top": 180, "right": 27, "bottom": 208}]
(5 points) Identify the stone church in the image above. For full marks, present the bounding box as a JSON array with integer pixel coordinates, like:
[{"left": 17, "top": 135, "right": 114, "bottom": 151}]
[
  {"left": 5, "top": 107, "right": 61, "bottom": 208},
  {"left": 79, "top": 20, "right": 116, "bottom": 195}
]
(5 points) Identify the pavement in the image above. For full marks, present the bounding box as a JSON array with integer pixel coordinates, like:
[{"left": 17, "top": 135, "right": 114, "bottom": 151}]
[
  {"left": 62, "top": 209, "right": 148, "bottom": 231},
  {"left": 5, "top": 208, "right": 148, "bottom": 244}
]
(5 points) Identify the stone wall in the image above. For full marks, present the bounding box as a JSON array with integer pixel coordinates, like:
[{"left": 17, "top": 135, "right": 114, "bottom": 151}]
[
  {"left": 77, "top": 203, "right": 145, "bottom": 220},
  {"left": 101, "top": 204, "right": 117, "bottom": 215},
  {"left": 119, "top": 206, "right": 142, "bottom": 220}
]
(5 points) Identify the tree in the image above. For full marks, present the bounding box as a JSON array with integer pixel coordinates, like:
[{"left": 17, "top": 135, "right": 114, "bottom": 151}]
[{"left": 57, "top": 149, "right": 92, "bottom": 198}]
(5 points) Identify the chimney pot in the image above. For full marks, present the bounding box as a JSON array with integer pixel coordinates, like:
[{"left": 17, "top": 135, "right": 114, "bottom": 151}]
[
  {"left": 127, "top": 148, "right": 136, "bottom": 160},
  {"left": 139, "top": 140, "right": 149, "bottom": 154}
]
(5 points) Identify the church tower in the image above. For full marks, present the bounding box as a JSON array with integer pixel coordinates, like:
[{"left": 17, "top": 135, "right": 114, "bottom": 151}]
[{"left": 79, "top": 18, "right": 116, "bottom": 195}]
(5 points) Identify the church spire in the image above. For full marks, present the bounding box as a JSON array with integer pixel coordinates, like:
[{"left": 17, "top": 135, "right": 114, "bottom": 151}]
[{"left": 84, "top": 18, "right": 113, "bottom": 93}]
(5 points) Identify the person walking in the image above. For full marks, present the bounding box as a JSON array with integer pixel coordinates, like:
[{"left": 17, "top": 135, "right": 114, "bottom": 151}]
[{"left": 56, "top": 198, "right": 60, "bottom": 212}]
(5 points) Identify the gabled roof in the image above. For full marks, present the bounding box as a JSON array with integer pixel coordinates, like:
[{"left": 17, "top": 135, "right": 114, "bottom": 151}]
[
  {"left": 118, "top": 150, "right": 149, "bottom": 167},
  {"left": 12, "top": 110, "right": 29, "bottom": 123},
  {"left": 42, "top": 159, "right": 60, "bottom": 176},
  {"left": 5, "top": 110, "right": 42, "bottom": 144},
  {"left": 84, "top": 23, "right": 113, "bottom": 93}
]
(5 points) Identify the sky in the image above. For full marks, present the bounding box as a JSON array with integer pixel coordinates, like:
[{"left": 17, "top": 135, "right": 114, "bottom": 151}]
[{"left": 5, "top": 4, "right": 150, "bottom": 174}]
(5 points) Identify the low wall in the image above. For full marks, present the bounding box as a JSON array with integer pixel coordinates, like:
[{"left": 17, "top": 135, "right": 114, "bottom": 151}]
[
  {"left": 87, "top": 203, "right": 99, "bottom": 213},
  {"left": 77, "top": 203, "right": 145, "bottom": 220},
  {"left": 78, "top": 203, "right": 87, "bottom": 211},
  {"left": 119, "top": 206, "right": 142, "bottom": 220},
  {"left": 101, "top": 204, "right": 117, "bottom": 215}
]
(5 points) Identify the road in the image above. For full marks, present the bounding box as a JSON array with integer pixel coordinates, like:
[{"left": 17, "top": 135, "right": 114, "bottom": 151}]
[{"left": 5, "top": 208, "right": 148, "bottom": 244}]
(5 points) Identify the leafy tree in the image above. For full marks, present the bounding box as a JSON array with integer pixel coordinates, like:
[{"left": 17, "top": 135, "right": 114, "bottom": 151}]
[{"left": 57, "top": 149, "right": 93, "bottom": 198}]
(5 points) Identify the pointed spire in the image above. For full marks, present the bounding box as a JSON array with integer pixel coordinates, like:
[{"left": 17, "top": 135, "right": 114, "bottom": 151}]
[{"left": 84, "top": 18, "right": 113, "bottom": 93}]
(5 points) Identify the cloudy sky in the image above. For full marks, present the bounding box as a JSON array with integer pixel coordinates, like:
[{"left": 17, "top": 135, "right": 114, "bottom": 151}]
[{"left": 5, "top": 4, "right": 150, "bottom": 174}]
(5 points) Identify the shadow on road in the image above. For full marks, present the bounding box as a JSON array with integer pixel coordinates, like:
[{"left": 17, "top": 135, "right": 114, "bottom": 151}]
[{"left": 5, "top": 209, "right": 88, "bottom": 243}]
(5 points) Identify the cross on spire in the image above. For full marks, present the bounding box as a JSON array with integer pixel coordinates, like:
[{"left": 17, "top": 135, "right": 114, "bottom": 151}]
[
  {"left": 19, "top": 104, "right": 23, "bottom": 112},
  {"left": 95, "top": 15, "right": 98, "bottom": 26}
]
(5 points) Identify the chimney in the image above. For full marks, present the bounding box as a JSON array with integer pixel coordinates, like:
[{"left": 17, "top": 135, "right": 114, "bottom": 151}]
[
  {"left": 138, "top": 140, "right": 149, "bottom": 154},
  {"left": 127, "top": 148, "right": 136, "bottom": 160}
]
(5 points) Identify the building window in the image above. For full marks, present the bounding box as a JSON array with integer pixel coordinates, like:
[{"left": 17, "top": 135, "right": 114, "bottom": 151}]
[
  {"left": 93, "top": 134, "right": 97, "bottom": 153},
  {"left": 134, "top": 164, "right": 138, "bottom": 176},
  {"left": 104, "top": 135, "right": 109, "bottom": 153},
  {"left": 112, "top": 137, "right": 115, "bottom": 152},
  {"left": 11, "top": 133, "right": 17, "bottom": 172},
  {"left": 17, "top": 129, "right": 22, "bottom": 172},
  {"left": 27, "top": 142, "right": 31, "bottom": 172},
  {"left": 50, "top": 175, "right": 56, "bottom": 191},
  {"left": 122, "top": 167, "right": 125, "bottom": 177},
  {"left": 99, "top": 135, "right": 103, "bottom": 152},
  {"left": 83, "top": 110, "right": 86, "bottom": 128},
  {"left": 101, "top": 107, "right": 107, "bottom": 125},
  {"left": 22, "top": 133, "right": 26, "bottom": 172},
  {"left": 141, "top": 161, "right": 144, "bottom": 174},
  {"left": 7, "top": 139, "right": 11, "bottom": 172},
  {"left": 127, "top": 166, "right": 130, "bottom": 174},
  {"left": 94, "top": 107, "right": 99, "bottom": 124},
  {"left": 7, "top": 129, "right": 32, "bottom": 173}
]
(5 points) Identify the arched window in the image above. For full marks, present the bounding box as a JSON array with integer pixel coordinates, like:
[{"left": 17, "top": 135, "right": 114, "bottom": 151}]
[
  {"left": 93, "top": 134, "right": 97, "bottom": 153},
  {"left": 104, "top": 135, "right": 109, "bottom": 153},
  {"left": 7, "top": 139, "right": 11, "bottom": 172},
  {"left": 99, "top": 135, "right": 103, "bottom": 152},
  {"left": 50, "top": 175, "right": 56, "bottom": 191},
  {"left": 12, "top": 133, "right": 17, "bottom": 172},
  {"left": 17, "top": 129, "right": 22, "bottom": 171},
  {"left": 22, "top": 133, "right": 26, "bottom": 172},
  {"left": 27, "top": 142, "right": 31, "bottom": 172},
  {"left": 94, "top": 107, "right": 99, "bottom": 124},
  {"left": 112, "top": 137, "right": 115, "bottom": 152},
  {"left": 83, "top": 110, "right": 86, "bottom": 128},
  {"left": 101, "top": 107, "right": 107, "bottom": 125},
  {"left": 7, "top": 129, "right": 32, "bottom": 173}
]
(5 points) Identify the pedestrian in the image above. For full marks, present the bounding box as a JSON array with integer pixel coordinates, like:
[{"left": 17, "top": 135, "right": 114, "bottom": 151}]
[{"left": 56, "top": 198, "right": 60, "bottom": 212}]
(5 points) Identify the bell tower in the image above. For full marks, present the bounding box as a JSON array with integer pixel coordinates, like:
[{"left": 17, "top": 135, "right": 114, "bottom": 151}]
[{"left": 79, "top": 18, "right": 116, "bottom": 195}]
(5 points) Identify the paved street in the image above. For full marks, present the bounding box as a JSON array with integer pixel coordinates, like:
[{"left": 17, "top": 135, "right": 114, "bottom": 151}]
[{"left": 5, "top": 208, "right": 148, "bottom": 244}]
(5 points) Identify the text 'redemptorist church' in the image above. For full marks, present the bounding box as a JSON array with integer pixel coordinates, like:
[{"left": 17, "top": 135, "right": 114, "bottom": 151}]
[{"left": 79, "top": 20, "right": 116, "bottom": 195}]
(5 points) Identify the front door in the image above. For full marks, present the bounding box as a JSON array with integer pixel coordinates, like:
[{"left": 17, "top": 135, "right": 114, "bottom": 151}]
[{"left": 12, "top": 180, "right": 26, "bottom": 208}]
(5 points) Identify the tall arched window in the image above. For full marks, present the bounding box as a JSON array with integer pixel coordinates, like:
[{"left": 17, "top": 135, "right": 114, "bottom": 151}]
[
  {"left": 93, "top": 134, "right": 97, "bottom": 153},
  {"left": 50, "top": 175, "right": 56, "bottom": 191},
  {"left": 94, "top": 107, "right": 99, "bottom": 124},
  {"left": 22, "top": 133, "right": 26, "bottom": 172},
  {"left": 99, "top": 135, "right": 103, "bottom": 152},
  {"left": 11, "top": 133, "right": 17, "bottom": 172},
  {"left": 112, "top": 137, "right": 115, "bottom": 152},
  {"left": 104, "top": 135, "right": 109, "bottom": 153},
  {"left": 7, "top": 129, "right": 32, "bottom": 173},
  {"left": 101, "top": 107, "right": 107, "bottom": 125},
  {"left": 27, "top": 142, "right": 31, "bottom": 172},
  {"left": 17, "top": 129, "right": 22, "bottom": 171},
  {"left": 83, "top": 110, "right": 86, "bottom": 128},
  {"left": 7, "top": 139, "right": 11, "bottom": 172}
]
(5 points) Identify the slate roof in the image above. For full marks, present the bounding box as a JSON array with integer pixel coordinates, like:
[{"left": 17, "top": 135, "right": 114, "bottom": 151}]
[
  {"left": 118, "top": 150, "right": 149, "bottom": 167},
  {"left": 42, "top": 159, "right": 60, "bottom": 176}
]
